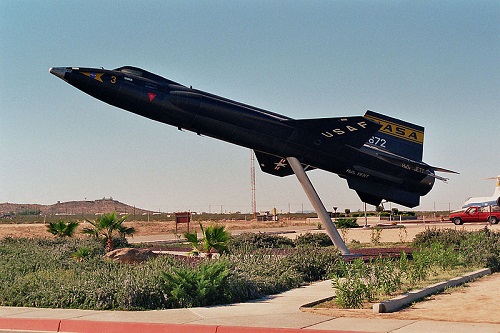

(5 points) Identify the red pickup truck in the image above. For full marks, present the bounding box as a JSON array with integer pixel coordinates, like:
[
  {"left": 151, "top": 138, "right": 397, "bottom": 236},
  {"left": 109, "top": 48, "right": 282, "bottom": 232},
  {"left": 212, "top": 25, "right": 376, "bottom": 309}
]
[{"left": 449, "top": 205, "right": 500, "bottom": 225}]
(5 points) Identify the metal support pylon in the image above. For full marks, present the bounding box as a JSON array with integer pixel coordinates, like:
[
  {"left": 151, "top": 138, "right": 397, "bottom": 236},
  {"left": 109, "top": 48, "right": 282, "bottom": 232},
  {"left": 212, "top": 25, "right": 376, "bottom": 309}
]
[{"left": 287, "top": 157, "right": 350, "bottom": 255}]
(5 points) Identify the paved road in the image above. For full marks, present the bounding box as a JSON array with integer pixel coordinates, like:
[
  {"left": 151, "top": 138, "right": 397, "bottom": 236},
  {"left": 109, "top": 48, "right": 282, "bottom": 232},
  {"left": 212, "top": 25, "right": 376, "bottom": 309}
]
[{"left": 129, "top": 221, "right": 500, "bottom": 244}]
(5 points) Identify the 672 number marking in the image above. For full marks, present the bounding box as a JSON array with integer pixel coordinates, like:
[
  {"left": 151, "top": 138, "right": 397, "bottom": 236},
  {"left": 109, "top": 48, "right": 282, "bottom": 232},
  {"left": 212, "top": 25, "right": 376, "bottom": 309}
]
[{"left": 368, "top": 136, "right": 386, "bottom": 148}]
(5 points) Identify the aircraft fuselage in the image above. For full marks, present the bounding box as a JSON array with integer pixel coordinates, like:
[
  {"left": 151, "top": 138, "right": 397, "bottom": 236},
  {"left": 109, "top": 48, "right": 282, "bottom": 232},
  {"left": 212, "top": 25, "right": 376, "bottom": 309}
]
[{"left": 50, "top": 66, "right": 440, "bottom": 207}]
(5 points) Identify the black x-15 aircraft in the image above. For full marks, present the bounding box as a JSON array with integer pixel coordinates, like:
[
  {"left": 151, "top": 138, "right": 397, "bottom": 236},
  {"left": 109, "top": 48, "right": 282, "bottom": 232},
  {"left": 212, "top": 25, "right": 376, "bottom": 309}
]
[{"left": 50, "top": 66, "right": 456, "bottom": 208}]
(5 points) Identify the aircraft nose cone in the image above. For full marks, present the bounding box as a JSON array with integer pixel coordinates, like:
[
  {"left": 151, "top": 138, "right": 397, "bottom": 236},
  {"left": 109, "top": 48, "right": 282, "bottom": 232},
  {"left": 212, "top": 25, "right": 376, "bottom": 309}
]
[{"left": 49, "top": 67, "right": 67, "bottom": 80}]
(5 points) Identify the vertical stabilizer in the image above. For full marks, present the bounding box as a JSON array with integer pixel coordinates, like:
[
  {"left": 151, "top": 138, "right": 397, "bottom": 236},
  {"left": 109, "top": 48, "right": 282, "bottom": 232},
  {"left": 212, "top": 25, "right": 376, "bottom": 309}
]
[{"left": 364, "top": 110, "right": 424, "bottom": 161}]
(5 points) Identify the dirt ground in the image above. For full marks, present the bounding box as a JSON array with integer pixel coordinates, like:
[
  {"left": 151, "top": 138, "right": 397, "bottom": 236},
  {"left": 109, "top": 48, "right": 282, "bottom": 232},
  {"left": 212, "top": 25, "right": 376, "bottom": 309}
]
[
  {"left": 305, "top": 273, "right": 500, "bottom": 324},
  {"left": 1, "top": 219, "right": 499, "bottom": 323},
  {"left": 0, "top": 219, "right": 311, "bottom": 239}
]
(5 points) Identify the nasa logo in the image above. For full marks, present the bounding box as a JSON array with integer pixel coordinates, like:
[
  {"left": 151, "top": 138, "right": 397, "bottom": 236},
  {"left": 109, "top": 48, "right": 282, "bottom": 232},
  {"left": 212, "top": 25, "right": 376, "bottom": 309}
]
[
  {"left": 364, "top": 114, "right": 424, "bottom": 144},
  {"left": 381, "top": 123, "right": 420, "bottom": 142},
  {"left": 81, "top": 71, "right": 104, "bottom": 83}
]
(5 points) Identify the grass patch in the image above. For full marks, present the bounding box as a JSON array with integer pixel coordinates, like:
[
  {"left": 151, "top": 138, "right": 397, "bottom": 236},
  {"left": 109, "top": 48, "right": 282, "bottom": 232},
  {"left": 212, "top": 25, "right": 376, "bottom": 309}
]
[
  {"left": 316, "top": 266, "right": 481, "bottom": 310},
  {"left": 323, "top": 227, "right": 500, "bottom": 309},
  {"left": 0, "top": 236, "right": 341, "bottom": 310},
  {"left": 1, "top": 227, "right": 499, "bottom": 310}
]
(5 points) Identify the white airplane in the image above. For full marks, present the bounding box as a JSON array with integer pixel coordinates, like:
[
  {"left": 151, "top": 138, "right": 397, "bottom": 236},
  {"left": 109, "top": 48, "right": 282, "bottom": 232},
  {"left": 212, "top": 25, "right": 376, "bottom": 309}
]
[{"left": 462, "top": 176, "right": 500, "bottom": 208}]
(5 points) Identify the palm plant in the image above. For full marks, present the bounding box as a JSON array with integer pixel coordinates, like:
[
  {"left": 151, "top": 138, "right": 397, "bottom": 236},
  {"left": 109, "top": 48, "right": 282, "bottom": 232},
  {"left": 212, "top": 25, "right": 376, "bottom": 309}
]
[
  {"left": 82, "top": 212, "right": 135, "bottom": 252},
  {"left": 46, "top": 220, "right": 79, "bottom": 238},
  {"left": 71, "top": 247, "right": 92, "bottom": 261},
  {"left": 184, "top": 222, "right": 231, "bottom": 258}
]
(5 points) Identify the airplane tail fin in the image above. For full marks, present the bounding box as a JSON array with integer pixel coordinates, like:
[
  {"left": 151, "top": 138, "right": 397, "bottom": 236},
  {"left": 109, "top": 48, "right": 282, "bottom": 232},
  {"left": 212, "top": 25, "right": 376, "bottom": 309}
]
[
  {"left": 483, "top": 176, "right": 500, "bottom": 204},
  {"left": 364, "top": 110, "right": 424, "bottom": 161}
]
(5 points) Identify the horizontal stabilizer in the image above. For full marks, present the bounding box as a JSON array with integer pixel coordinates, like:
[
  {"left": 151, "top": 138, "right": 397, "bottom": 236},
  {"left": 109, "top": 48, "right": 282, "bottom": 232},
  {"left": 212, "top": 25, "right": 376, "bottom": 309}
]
[
  {"left": 254, "top": 151, "right": 314, "bottom": 177},
  {"left": 432, "top": 166, "right": 460, "bottom": 174},
  {"left": 366, "top": 146, "right": 459, "bottom": 182},
  {"left": 287, "top": 116, "right": 381, "bottom": 149},
  {"left": 347, "top": 176, "right": 421, "bottom": 208}
]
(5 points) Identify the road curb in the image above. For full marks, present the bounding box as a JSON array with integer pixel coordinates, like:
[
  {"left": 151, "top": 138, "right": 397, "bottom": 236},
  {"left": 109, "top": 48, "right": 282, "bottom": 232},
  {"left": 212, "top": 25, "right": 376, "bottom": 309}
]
[
  {"left": 0, "top": 318, "right": 61, "bottom": 332},
  {"left": 373, "top": 268, "right": 492, "bottom": 313},
  {"left": 0, "top": 318, "right": 363, "bottom": 333}
]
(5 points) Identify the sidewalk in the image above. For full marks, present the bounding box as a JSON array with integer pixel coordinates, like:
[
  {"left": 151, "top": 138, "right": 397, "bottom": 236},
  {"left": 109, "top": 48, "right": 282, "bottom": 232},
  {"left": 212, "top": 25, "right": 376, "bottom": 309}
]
[{"left": 1, "top": 278, "right": 500, "bottom": 333}]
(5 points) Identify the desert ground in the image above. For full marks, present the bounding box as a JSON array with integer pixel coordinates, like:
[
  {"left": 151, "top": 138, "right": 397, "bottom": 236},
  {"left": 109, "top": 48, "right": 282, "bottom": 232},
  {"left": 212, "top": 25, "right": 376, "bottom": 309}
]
[
  {"left": 1, "top": 219, "right": 499, "bottom": 323},
  {"left": 1, "top": 217, "right": 498, "bottom": 241},
  {"left": 0, "top": 218, "right": 311, "bottom": 239}
]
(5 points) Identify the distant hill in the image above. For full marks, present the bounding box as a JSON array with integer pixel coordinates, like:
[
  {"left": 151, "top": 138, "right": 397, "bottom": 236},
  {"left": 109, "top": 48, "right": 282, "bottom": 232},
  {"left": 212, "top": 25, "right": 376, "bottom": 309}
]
[{"left": 0, "top": 198, "right": 153, "bottom": 216}]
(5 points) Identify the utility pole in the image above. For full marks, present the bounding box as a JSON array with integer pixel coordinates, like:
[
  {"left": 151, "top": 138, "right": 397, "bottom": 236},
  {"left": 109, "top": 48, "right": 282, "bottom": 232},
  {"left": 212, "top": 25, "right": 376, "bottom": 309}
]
[{"left": 250, "top": 149, "right": 256, "bottom": 217}]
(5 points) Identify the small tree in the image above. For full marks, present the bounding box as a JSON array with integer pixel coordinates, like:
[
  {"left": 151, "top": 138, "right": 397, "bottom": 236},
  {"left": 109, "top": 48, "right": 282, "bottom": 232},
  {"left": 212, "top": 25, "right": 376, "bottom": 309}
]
[
  {"left": 82, "top": 212, "right": 135, "bottom": 252},
  {"left": 184, "top": 222, "right": 230, "bottom": 258},
  {"left": 46, "top": 220, "right": 79, "bottom": 238}
]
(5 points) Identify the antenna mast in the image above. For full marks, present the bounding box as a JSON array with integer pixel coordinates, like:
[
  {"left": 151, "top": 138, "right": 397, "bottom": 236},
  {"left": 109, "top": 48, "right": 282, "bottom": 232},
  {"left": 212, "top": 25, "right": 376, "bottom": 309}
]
[{"left": 250, "top": 149, "right": 256, "bottom": 217}]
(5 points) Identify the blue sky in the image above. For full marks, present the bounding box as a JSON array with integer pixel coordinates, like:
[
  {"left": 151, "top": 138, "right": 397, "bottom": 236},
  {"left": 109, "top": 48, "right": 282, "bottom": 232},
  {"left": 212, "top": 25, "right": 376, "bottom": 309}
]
[{"left": 1, "top": 1, "right": 498, "bottom": 213}]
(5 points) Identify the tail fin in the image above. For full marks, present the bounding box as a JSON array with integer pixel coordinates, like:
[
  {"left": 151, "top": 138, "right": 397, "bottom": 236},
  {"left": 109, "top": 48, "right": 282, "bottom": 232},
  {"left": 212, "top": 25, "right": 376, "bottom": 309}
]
[{"left": 364, "top": 110, "right": 424, "bottom": 161}]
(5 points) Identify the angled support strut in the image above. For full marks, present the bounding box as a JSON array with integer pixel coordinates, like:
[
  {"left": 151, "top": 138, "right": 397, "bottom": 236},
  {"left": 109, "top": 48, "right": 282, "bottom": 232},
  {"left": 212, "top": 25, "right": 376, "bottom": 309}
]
[{"left": 287, "top": 157, "right": 350, "bottom": 255}]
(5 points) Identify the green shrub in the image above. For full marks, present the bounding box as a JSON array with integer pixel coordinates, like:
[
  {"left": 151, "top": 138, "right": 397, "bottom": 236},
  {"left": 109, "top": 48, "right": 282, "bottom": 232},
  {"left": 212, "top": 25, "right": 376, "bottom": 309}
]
[
  {"left": 458, "top": 227, "right": 500, "bottom": 271},
  {"left": 370, "top": 226, "right": 382, "bottom": 245},
  {"left": 334, "top": 218, "right": 358, "bottom": 229},
  {"left": 333, "top": 256, "right": 405, "bottom": 308},
  {"left": 0, "top": 238, "right": 177, "bottom": 310},
  {"left": 330, "top": 227, "right": 500, "bottom": 309},
  {"left": 162, "top": 260, "right": 231, "bottom": 307},
  {"left": 398, "top": 226, "right": 408, "bottom": 244},
  {"left": 0, "top": 237, "right": 343, "bottom": 310},
  {"left": 282, "top": 248, "right": 342, "bottom": 282},
  {"left": 331, "top": 245, "right": 471, "bottom": 309},
  {"left": 47, "top": 220, "right": 79, "bottom": 238},
  {"left": 332, "top": 275, "right": 367, "bottom": 309},
  {"left": 401, "top": 211, "right": 416, "bottom": 217},
  {"left": 226, "top": 248, "right": 303, "bottom": 296},
  {"left": 408, "top": 247, "right": 432, "bottom": 283},
  {"left": 407, "top": 242, "right": 466, "bottom": 284},
  {"left": 431, "top": 243, "right": 464, "bottom": 271},
  {"left": 369, "top": 256, "right": 403, "bottom": 296},
  {"left": 18, "top": 209, "right": 40, "bottom": 216},
  {"left": 72, "top": 247, "right": 92, "bottom": 261},
  {"left": 412, "top": 227, "right": 500, "bottom": 272},
  {"left": 294, "top": 232, "right": 332, "bottom": 247},
  {"left": 332, "top": 258, "right": 371, "bottom": 308},
  {"left": 184, "top": 223, "right": 230, "bottom": 257},
  {"left": 412, "top": 227, "right": 469, "bottom": 248},
  {"left": 228, "top": 232, "right": 294, "bottom": 251},
  {"left": 4, "top": 226, "right": 497, "bottom": 311},
  {"left": 82, "top": 212, "right": 135, "bottom": 252}
]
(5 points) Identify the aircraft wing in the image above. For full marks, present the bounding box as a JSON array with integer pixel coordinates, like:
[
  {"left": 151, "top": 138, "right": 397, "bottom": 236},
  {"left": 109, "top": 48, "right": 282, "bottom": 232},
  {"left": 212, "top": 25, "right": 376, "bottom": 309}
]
[{"left": 254, "top": 151, "right": 315, "bottom": 177}]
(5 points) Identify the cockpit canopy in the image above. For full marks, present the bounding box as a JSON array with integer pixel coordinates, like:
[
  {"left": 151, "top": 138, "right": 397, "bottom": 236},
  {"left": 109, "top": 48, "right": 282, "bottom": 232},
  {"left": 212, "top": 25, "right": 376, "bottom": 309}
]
[{"left": 114, "top": 66, "right": 184, "bottom": 87}]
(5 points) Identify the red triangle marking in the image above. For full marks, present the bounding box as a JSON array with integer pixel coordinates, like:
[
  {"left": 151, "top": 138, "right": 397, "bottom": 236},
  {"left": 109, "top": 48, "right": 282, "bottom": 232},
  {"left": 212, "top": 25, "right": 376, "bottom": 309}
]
[{"left": 148, "top": 92, "right": 157, "bottom": 102}]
